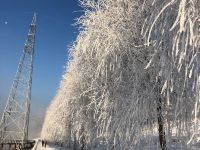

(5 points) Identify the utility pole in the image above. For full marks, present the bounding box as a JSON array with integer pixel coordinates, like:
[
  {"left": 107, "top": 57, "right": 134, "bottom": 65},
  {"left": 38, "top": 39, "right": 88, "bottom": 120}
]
[{"left": 0, "top": 14, "right": 36, "bottom": 149}]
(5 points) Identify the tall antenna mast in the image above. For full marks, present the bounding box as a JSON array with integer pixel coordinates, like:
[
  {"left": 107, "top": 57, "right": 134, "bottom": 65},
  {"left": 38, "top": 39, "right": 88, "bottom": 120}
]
[{"left": 0, "top": 13, "right": 36, "bottom": 148}]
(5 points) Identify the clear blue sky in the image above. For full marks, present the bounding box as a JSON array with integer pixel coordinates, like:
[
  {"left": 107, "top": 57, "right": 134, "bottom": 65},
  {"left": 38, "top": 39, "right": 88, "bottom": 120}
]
[{"left": 0, "top": 0, "right": 82, "bottom": 114}]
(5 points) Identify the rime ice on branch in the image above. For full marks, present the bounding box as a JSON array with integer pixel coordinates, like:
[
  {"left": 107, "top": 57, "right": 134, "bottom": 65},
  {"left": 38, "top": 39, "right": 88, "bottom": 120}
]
[{"left": 41, "top": 0, "right": 200, "bottom": 149}]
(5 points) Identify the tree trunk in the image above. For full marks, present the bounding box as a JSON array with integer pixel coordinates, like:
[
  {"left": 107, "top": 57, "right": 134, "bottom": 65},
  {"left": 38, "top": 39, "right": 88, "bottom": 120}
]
[{"left": 157, "top": 77, "right": 167, "bottom": 150}]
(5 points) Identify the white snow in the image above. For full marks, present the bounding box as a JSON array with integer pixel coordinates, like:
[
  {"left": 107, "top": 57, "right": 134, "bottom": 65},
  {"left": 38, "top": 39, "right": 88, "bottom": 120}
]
[{"left": 32, "top": 139, "right": 66, "bottom": 150}]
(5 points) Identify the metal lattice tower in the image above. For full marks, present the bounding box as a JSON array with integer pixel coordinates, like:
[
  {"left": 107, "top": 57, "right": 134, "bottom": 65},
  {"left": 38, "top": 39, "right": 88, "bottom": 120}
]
[{"left": 0, "top": 14, "right": 36, "bottom": 145}]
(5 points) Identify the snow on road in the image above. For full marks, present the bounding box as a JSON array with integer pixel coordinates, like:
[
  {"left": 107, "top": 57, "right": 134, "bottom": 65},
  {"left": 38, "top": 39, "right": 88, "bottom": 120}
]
[{"left": 32, "top": 139, "right": 66, "bottom": 150}]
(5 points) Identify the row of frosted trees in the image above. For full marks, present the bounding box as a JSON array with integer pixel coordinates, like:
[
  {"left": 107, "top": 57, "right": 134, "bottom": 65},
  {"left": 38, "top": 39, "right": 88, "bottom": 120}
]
[{"left": 41, "top": 0, "right": 200, "bottom": 149}]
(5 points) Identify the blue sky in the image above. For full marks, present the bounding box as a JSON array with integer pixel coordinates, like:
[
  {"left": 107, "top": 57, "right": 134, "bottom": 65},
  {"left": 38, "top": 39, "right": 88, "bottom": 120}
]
[{"left": 0, "top": 0, "right": 82, "bottom": 119}]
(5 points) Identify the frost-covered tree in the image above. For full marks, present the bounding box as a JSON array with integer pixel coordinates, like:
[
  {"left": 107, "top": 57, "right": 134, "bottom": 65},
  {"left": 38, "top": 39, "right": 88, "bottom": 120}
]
[
  {"left": 41, "top": 0, "right": 200, "bottom": 149},
  {"left": 144, "top": 0, "right": 200, "bottom": 148}
]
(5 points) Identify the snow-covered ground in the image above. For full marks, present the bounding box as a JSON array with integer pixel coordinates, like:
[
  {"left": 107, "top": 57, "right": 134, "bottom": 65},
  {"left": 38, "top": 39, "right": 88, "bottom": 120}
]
[
  {"left": 31, "top": 137, "right": 200, "bottom": 150},
  {"left": 32, "top": 139, "right": 66, "bottom": 150}
]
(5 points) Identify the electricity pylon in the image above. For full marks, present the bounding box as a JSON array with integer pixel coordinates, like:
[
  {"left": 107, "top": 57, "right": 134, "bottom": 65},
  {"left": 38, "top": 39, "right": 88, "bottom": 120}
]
[{"left": 0, "top": 14, "right": 36, "bottom": 146}]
